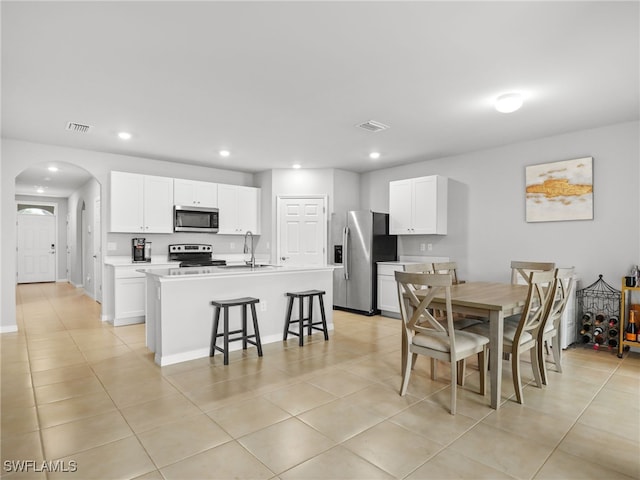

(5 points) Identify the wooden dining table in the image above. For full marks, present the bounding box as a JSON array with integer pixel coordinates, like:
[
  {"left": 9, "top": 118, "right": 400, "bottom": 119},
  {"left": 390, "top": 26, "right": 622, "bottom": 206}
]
[{"left": 412, "top": 281, "right": 530, "bottom": 409}]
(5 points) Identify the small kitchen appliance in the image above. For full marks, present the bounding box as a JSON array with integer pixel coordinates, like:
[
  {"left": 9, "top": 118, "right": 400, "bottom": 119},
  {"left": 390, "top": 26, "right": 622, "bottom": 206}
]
[
  {"left": 132, "top": 238, "right": 151, "bottom": 263},
  {"left": 168, "top": 244, "right": 226, "bottom": 267},
  {"left": 173, "top": 206, "right": 219, "bottom": 233}
]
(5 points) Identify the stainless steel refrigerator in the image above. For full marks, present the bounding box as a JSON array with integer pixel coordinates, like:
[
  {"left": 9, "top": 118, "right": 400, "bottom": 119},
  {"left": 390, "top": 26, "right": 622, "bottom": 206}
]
[{"left": 331, "top": 211, "right": 397, "bottom": 315}]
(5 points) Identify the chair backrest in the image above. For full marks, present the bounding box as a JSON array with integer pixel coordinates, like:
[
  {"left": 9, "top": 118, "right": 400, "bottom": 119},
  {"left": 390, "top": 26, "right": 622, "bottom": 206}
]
[
  {"left": 395, "top": 271, "right": 454, "bottom": 345},
  {"left": 540, "top": 267, "right": 575, "bottom": 334},
  {"left": 432, "top": 261, "right": 460, "bottom": 284},
  {"left": 510, "top": 261, "right": 556, "bottom": 285},
  {"left": 403, "top": 263, "right": 434, "bottom": 274},
  {"left": 513, "top": 270, "right": 556, "bottom": 343}
]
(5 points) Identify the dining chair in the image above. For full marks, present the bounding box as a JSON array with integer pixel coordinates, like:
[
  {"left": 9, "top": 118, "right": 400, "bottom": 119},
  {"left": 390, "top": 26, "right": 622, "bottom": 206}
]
[
  {"left": 510, "top": 261, "right": 556, "bottom": 285},
  {"left": 402, "top": 262, "right": 471, "bottom": 383},
  {"left": 403, "top": 263, "right": 434, "bottom": 274},
  {"left": 432, "top": 261, "right": 484, "bottom": 329},
  {"left": 395, "top": 271, "right": 488, "bottom": 415},
  {"left": 537, "top": 267, "right": 574, "bottom": 385},
  {"left": 467, "top": 270, "right": 555, "bottom": 404},
  {"left": 432, "top": 261, "right": 461, "bottom": 284}
]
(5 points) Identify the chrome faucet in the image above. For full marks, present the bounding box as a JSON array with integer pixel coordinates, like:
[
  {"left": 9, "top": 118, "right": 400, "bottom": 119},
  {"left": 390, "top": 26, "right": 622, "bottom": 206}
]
[{"left": 243, "top": 230, "right": 256, "bottom": 267}]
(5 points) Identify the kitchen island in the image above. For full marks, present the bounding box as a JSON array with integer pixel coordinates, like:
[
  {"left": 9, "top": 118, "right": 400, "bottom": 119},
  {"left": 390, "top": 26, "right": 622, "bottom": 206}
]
[{"left": 140, "top": 264, "right": 335, "bottom": 366}]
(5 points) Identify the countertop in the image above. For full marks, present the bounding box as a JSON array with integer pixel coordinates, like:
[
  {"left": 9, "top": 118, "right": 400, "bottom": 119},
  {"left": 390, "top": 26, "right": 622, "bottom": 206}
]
[
  {"left": 378, "top": 255, "right": 450, "bottom": 266},
  {"left": 138, "top": 264, "right": 337, "bottom": 279},
  {"left": 104, "top": 253, "right": 270, "bottom": 267}
]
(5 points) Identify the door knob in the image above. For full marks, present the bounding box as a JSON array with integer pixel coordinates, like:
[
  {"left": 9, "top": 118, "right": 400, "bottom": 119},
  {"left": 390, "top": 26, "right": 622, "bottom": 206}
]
[{"left": 281, "top": 256, "right": 290, "bottom": 261}]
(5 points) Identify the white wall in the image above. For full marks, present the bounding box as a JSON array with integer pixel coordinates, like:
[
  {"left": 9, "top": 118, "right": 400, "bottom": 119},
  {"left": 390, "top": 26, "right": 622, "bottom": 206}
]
[
  {"left": 332, "top": 169, "right": 360, "bottom": 214},
  {"left": 67, "top": 178, "right": 101, "bottom": 293},
  {"left": 361, "top": 121, "right": 640, "bottom": 286},
  {"left": 1, "top": 138, "right": 255, "bottom": 330}
]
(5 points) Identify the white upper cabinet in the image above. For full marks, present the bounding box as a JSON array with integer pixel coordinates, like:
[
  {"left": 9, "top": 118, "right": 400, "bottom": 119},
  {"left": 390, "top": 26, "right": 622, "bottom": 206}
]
[
  {"left": 173, "top": 179, "right": 218, "bottom": 208},
  {"left": 217, "top": 184, "right": 260, "bottom": 235},
  {"left": 110, "top": 171, "right": 174, "bottom": 233},
  {"left": 389, "top": 175, "right": 447, "bottom": 235}
]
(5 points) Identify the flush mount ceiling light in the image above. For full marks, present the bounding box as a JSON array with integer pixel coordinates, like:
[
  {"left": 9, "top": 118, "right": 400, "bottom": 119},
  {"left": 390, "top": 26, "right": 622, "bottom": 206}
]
[
  {"left": 219, "top": 150, "right": 230, "bottom": 158},
  {"left": 369, "top": 152, "right": 381, "bottom": 160},
  {"left": 292, "top": 164, "right": 301, "bottom": 169},
  {"left": 118, "top": 131, "right": 132, "bottom": 140},
  {"left": 47, "top": 166, "right": 59, "bottom": 172},
  {"left": 494, "top": 93, "right": 523, "bottom": 113},
  {"left": 36, "top": 187, "right": 44, "bottom": 193}
]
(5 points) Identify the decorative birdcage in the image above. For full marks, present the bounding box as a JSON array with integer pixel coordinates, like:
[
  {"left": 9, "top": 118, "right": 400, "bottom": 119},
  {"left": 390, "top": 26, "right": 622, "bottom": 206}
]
[{"left": 576, "top": 275, "right": 621, "bottom": 350}]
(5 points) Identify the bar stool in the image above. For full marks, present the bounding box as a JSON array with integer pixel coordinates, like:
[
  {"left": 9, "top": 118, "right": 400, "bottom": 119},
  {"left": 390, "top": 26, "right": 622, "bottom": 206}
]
[
  {"left": 210, "top": 297, "right": 263, "bottom": 365},
  {"left": 283, "top": 290, "right": 329, "bottom": 346}
]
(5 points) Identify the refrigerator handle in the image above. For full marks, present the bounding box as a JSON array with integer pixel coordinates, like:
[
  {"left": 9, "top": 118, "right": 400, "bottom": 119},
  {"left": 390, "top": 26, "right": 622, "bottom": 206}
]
[{"left": 343, "top": 226, "right": 349, "bottom": 280}]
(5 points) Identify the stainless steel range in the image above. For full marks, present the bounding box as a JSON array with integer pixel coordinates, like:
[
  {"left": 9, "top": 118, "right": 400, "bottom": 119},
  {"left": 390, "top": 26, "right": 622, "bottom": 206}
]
[{"left": 168, "top": 244, "right": 226, "bottom": 267}]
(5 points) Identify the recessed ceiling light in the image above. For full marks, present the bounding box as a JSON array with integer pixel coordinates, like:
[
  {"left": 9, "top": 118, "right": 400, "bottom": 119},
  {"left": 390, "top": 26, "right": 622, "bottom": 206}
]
[
  {"left": 292, "top": 164, "right": 301, "bottom": 169},
  {"left": 36, "top": 187, "right": 44, "bottom": 193},
  {"left": 47, "top": 166, "right": 59, "bottom": 172},
  {"left": 494, "top": 93, "right": 523, "bottom": 113},
  {"left": 219, "top": 150, "right": 230, "bottom": 157},
  {"left": 118, "top": 131, "right": 132, "bottom": 140},
  {"left": 369, "top": 152, "right": 381, "bottom": 160}
]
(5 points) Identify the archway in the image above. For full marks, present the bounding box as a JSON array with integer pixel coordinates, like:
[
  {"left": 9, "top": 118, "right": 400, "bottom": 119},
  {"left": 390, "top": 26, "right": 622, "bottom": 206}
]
[{"left": 14, "top": 161, "right": 103, "bottom": 311}]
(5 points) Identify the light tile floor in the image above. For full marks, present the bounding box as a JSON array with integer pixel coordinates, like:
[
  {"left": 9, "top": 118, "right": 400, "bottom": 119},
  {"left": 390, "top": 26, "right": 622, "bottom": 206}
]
[{"left": 1, "top": 282, "right": 639, "bottom": 479}]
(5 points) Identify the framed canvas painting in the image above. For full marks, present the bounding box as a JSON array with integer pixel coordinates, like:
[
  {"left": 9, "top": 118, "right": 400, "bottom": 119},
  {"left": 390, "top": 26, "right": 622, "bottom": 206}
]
[{"left": 525, "top": 157, "right": 593, "bottom": 222}]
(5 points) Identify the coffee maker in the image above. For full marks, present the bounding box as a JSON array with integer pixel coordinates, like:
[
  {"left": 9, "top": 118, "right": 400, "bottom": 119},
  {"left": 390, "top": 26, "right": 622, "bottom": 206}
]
[{"left": 132, "top": 238, "right": 151, "bottom": 263}]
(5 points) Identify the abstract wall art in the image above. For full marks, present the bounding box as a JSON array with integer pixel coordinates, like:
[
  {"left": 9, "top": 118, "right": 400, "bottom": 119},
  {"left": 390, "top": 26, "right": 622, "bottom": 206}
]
[{"left": 525, "top": 157, "right": 593, "bottom": 222}]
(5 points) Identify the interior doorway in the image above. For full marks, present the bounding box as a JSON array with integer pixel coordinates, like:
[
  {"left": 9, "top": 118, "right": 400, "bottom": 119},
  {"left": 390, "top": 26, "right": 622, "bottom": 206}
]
[
  {"left": 276, "top": 195, "right": 327, "bottom": 266},
  {"left": 16, "top": 203, "right": 57, "bottom": 283}
]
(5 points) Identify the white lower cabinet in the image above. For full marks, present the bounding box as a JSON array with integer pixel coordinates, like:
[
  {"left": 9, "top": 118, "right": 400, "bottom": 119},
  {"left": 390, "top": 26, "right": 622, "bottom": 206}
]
[
  {"left": 105, "top": 263, "right": 174, "bottom": 326},
  {"left": 115, "top": 275, "right": 146, "bottom": 324}
]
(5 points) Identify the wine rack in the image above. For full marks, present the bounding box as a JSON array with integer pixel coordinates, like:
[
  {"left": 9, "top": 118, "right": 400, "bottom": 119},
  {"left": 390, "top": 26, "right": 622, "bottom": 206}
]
[
  {"left": 618, "top": 279, "right": 640, "bottom": 358},
  {"left": 576, "top": 275, "right": 620, "bottom": 351}
]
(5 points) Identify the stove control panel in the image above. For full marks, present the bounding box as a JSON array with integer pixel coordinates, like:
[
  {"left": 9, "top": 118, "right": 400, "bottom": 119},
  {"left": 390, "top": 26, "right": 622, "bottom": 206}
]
[{"left": 169, "top": 244, "right": 212, "bottom": 253}]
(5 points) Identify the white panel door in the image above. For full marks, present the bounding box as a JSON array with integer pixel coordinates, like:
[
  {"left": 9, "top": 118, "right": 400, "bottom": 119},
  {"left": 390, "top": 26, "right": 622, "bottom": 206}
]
[
  {"left": 94, "top": 198, "right": 102, "bottom": 303},
  {"left": 17, "top": 214, "right": 56, "bottom": 283},
  {"left": 278, "top": 197, "right": 326, "bottom": 266}
]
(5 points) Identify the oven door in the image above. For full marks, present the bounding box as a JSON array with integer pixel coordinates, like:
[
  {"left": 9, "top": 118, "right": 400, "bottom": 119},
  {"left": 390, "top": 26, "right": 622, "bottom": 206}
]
[{"left": 174, "top": 206, "right": 219, "bottom": 233}]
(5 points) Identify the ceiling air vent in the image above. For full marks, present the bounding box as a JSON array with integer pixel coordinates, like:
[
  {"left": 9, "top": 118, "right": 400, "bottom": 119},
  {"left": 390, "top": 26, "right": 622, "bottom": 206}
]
[
  {"left": 65, "top": 122, "right": 93, "bottom": 134},
  {"left": 356, "top": 120, "right": 390, "bottom": 133}
]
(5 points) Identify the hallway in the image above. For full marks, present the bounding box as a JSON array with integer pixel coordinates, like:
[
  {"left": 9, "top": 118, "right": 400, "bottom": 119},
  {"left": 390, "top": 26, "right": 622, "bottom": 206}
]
[{"left": 1, "top": 282, "right": 639, "bottom": 479}]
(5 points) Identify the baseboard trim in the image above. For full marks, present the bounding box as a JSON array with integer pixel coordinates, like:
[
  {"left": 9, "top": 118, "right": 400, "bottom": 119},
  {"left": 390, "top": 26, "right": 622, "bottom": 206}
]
[{"left": 0, "top": 325, "right": 19, "bottom": 334}]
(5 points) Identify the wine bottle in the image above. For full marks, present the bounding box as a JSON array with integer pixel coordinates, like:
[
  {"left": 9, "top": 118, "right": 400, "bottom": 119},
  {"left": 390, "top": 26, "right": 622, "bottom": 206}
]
[
  {"left": 608, "top": 328, "right": 618, "bottom": 338},
  {"left": 580, "top": 323, "right": 592, "bottom": 334},
  {"left": 594, "top": 326, "right": 605, "bottom": 345},
  {"left": 608, "top": 338, "right": 618, "bottom": 348},
  {"left": 595, "top": 314, "right": 606, "bottom": 325},
  {"left": 625, "top": 310, "right": 638, "bottom": 342},
  {"left": 609, "top": 316, "right": 618, "bottom": 327},
  {"left": 582, "top": 312, "right": 593, "bottom": 322}
]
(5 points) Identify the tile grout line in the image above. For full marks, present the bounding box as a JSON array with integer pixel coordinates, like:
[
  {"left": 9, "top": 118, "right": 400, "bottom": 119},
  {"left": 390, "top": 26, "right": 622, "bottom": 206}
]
[{"left": 529, "top": 355, "right": 625, "bottom": 480}]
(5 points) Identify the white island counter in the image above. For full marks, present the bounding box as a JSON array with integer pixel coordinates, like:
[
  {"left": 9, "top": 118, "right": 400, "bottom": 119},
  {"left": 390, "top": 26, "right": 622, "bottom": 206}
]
[{"left": 140, "top": 265, "right": 335, "bottom": 366}]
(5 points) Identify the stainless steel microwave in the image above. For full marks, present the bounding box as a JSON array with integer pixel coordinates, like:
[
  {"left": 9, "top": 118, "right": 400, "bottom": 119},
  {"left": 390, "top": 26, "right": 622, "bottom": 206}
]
[{"left": 173, "top": 206, "right": 219, "bottom": 233}]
